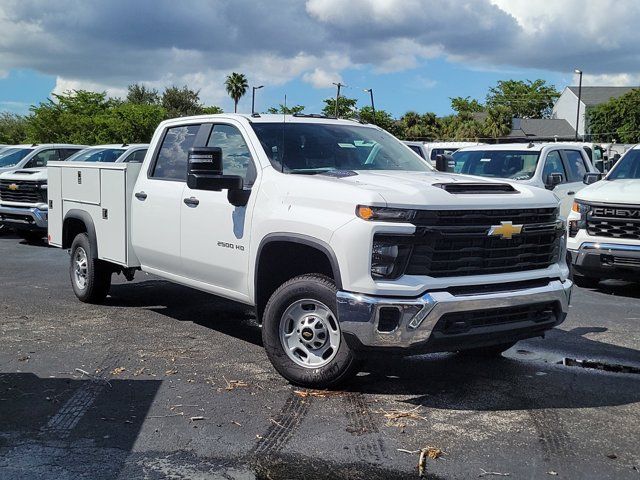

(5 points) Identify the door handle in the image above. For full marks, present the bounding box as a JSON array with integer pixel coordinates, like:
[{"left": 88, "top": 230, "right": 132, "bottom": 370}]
[
  {"left": 183, "top": 197, "right": 200, "bottom": 207},
  {"left": 135, "top": 191, "right": 147, "bottom": 200},
  {"left": 567, "top": 191, "right": 575, "bottom": 195}
]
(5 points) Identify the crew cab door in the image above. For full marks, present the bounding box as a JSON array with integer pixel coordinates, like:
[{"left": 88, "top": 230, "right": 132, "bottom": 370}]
[
  {"left": 179, "top": 122, "right": 258, "bottom": 300},
  {"left": 540, "top": 149, "right": 575, "bottom": 218},
  {"left": 131, "top": 123, "right": 202, "bottom": 274}
]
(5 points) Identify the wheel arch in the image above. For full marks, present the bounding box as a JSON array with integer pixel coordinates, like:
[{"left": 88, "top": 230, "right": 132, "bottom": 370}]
[{"left": 62, "top": 209, "right": 98, "bottom": 258}]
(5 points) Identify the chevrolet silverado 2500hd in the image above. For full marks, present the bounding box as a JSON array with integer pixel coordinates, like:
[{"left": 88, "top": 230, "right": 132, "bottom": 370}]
[
  {"left": 48, "top": 114, "right": 572, "bottom": 387},
  {"left": 567, "top": 145, "right": 640, "bottom": 286}
]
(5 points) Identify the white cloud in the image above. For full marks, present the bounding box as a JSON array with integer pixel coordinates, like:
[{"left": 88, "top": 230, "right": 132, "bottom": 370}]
[{"left": 302, "top": 68, "right": 343, "bottom": 88}]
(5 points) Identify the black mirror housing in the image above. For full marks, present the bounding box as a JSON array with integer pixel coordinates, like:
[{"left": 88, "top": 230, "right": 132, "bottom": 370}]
[
  {"left": 545, "top": 173, "right": 563, "bottom": 189},
  {"left": 583, "top": 172, "right": 603, "bottom": 185},
  {"left": 187, "top": 146, "right": 244, "bottom": 192},
  {"left": 435, "top": 154, "right": 454, "bottom": 172}
]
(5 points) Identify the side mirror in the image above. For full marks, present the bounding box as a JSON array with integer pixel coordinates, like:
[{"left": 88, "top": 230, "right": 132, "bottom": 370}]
[
  {"left": 612, "top": 153, "right": 621, "bottom": 165},
  {"left": 545, "top": 172, "right": 563, "bottom": 189},
  {"left": 187, "top": 147, "right": 243, "bottom": 192},
  {"left": 583, "top": 172, "right": 602, "bottom": 185},
  {"left": 435, "top": 153, "right": 454, "bottom": 172}
]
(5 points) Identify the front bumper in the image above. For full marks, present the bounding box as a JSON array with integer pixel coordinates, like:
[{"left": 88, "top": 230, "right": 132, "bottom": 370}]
[
  {"left": 569, "top": 242, "right": 640, "bottom": 280},
  {"left": 0, "top": 204, "right": 48, "bottom": 230},
  {"left": 336, "top": 279, "right": 572, "bottom": 353}
]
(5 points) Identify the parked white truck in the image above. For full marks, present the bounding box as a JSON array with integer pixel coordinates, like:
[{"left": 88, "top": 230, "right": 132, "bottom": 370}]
[
  {"left": 48, "top": 114, "right": 572, "bottom": 387},
  {"left": 567, "top": 145, "right": 640, "bottom": 286}
]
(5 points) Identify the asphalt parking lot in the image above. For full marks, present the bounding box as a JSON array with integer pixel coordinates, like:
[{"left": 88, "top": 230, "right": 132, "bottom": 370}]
[{"left": 1, "top": 234, "right": 639, "bottom": 480}]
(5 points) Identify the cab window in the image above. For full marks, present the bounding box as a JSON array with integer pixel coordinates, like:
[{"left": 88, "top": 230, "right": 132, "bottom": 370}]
[
  {"left": 123, "top": 149, "right": 147, "bottom": 163},
  {"left": 151, "top": 125, "right": 200, "bottom": 180},
  {"left": 207, "top": 124, "right": 256, "bottom": 184},
  {"left": 542, "top": 150, "right": 566, "bottom": 183},
  {"left": 563, "top": 149, "right": 588, "bottom": 182},
  {"left": 25, "top": 149, "right": 60, "bottom": 168},
  {"left": 407, "top": 145, "right": 425, "bottom": 159}
]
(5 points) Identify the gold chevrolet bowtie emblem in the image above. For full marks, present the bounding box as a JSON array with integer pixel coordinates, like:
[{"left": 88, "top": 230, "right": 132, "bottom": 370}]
[
  {"left": 8, "top": 183, "right": 18, "bottom": 191},
  {"left": 488, "top": 221, "right": 523, "bottom": 239}
]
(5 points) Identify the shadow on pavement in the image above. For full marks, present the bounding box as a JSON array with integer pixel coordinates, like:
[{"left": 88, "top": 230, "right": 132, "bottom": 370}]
[
  {"left": 108, "top": 280, "right": 262, "bottom": 347},
  {"left": 0, "top": 372, "right": 161, "bottom": 479}
]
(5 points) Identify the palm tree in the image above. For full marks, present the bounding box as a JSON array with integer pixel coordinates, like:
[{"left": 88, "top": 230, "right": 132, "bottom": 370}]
[{"left": 225, "top": 73, "right": 249, "bottom": 113}]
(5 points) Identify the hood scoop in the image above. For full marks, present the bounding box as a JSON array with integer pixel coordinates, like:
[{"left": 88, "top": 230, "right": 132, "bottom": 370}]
[
  {"left": 320, "top": 170, "right": 358, "bottom": 178},
  {"left": 434, "top": 182, "right": 518, "bottom": 194},
  {"left": 13, "top": 170, "right": 38, "bottom": 175}
]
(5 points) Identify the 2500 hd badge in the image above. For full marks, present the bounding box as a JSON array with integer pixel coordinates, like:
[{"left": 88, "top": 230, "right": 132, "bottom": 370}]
[{"left": 217, "top": 241, "right": 245, "bottom": 251}]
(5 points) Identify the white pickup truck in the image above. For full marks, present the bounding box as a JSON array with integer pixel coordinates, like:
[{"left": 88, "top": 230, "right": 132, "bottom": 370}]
[
  {"left": 567, "top": 145, "right": 640, "bottom": 286},
  {"left": 48, "top": 114, "right": 572, "bottom": 387}
]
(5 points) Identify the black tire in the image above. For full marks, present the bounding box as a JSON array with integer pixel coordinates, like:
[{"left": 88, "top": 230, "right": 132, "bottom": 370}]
[
  {"left": 573, "top": 273, "right": 601, "bottom": 289},
  {"left": 17, "top": 230, "right": 45, "bottom": 243},
  {"left": 458, "top": 341, "right": 516, "bottom": 358},
  {"left": 262, "top": 274, "right": 360, "bottom": 388},
  {"left": 69, "top": 233, "right": 112, "bottom": 304}
]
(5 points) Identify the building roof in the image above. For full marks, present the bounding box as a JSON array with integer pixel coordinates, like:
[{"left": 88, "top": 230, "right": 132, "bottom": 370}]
[
  {"left": 508, "top": 118, "right": 576, "bottom": 140},
  {"left": 567, "top": 86, "right": 636, "bottom": 106}
]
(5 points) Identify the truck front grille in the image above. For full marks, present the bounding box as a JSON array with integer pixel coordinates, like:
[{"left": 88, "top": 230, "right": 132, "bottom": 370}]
[
  {"left": 376, "top": 207, "right": 561, "bottom": 278},
  {"left": 586, "top": 205, "right": 640, "bottom": 240},
  {"left": 0, "top": 180, "right": 46, "bottom": 204}
]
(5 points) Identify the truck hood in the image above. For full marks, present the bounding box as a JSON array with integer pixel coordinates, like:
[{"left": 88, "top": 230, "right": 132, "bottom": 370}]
[
  {"left": 0, "top": 167, "right": 48, "bottom": 182},
  {"left": 324, "top": 171, "right": 558, "bottom": 209},
  {"left": 576, "top": 179, "right": 640, "bottom": 205}
]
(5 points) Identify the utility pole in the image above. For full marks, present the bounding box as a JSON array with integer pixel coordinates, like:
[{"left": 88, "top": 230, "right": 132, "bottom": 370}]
[
  {"left": 364, "top": 88, "right": 375, "bottom": 121},
  {"left": 332, "top": 82, "right": 345, "bottom": 118},
  {"left": 251, "top": 85, "right": 264, "bottom": 115},
  {"left": 574, "top": 69, "right": 583, "bottom": 141}
]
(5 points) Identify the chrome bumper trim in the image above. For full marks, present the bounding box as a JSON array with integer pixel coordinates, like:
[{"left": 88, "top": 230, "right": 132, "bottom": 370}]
[
  {"left": 336, "top": 279, "right": 572, "bottom": 349},
  {"left": 580, "top": 242, "right": 640, "bottom": 253},
  {"left": 0, "top": 205, "right": 48, "bottom": 228}
]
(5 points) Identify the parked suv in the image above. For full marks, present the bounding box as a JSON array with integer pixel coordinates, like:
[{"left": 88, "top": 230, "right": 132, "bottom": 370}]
[
  {"left": 450, "top": 143, "right": 598, "bottom": 218},
  {"left": 48, "top": 114, "right": 572, "bottom": 387},
  {"left": 567, "top": 145, "right": 640, "bottom": 286},
  {"left": 0, "top": 144, "right": 85, "bottom": 240}
]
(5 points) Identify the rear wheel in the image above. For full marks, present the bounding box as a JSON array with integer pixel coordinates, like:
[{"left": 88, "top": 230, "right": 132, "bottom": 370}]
[
  {"left": 458, "top": 341, "right": 516, "bottom": 358},
  {"left": 70, "top": 233, "right": 111, "bottom": 304},
  {"left": 262, "top": 274, "right": 359, "bottom": 388}
]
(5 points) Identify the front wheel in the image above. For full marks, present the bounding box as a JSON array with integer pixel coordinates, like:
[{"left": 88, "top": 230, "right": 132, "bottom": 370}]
[
  {"left": 70, "top": 233, "right": 112, "bottom": 304},
  {"left": 262, "top": 274, "right": 359, "bottom": 388}
]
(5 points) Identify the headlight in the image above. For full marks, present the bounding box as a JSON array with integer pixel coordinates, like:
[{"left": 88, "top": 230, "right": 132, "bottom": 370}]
[
  {"left": 371, "top": 238, "right": 412, "bottom": 279},
  {"left": 357, "top": 205, "right": 416, "bottom": 222},
  {"left": 569, "top": 201, "right": 589, "bottom": 237}
]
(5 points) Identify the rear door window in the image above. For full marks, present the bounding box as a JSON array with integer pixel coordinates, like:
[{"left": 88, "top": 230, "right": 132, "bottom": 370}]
[
  {"left": 563, "top": 149, "right": 588, "bottom": 182},
  {"left": 151, "top": 125, "right": 200, "bottom": 181},
  {"left": 25, "top": 149, "right": 60, "bottom": 168},
  {"left": 123, "top": 149, "right": 147, "bottom": 163}
]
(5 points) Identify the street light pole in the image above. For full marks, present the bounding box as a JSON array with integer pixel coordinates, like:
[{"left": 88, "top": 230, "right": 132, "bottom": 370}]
[
  {"left": 332, "top": 82, "right": 345, "bottom": 118},
  {"left": 251, "top": 85, "right": 264, "bottom": 115},
  {"left": 574, "top": 69, "right": 583, "bottom": 141},
  {"left": 364, "top": 88, "right": 375, "bottom": 121}
]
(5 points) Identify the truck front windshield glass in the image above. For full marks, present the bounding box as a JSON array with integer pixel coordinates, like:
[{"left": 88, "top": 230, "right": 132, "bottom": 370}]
[
  {"left": 452, "top": 150, "right": 540, "bottom": 180},
  {"left": 251, "top": 122, "right": 433, "bottom": 173},
  {"left": 0, "top": 148, "right": 32, "bottom": 167},
  {"left": 607, "top": 149, "right": 640, "bottom": 180},
  {"left": 67, "top": 148, "right": 126, "bottom": 163}
]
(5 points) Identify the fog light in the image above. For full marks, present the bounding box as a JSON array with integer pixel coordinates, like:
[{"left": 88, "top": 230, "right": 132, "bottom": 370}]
[{"left": 371, "top": 242, "right": 398, "bottom": 277}]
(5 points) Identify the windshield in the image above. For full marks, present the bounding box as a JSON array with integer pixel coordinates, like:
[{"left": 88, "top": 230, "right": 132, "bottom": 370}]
[
  {"left": 67, "top": 148, "right": 126, "bottom": 163},
  {"left": 0, "top": 148, "right": 33, "bottom": 168},
  {"left": 251, "top": 122, "right": 432, "bottom": 173},
  {"left": 607, "top": 149, "right": 640, "bottom": 180},
  {"left": 452, "top": 149, "right": 540, "bottom": 180}
]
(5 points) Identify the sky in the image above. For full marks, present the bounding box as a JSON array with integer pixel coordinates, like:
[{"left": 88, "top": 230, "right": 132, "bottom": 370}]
[{"left": 1, "top": 0, "right": 639, "bottom": 117}]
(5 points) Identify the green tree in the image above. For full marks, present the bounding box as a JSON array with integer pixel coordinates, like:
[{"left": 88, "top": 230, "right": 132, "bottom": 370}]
[
  {"left": 589, "top": 88, "right": 640, "bottom": 142},
  {"left": 202, "top": 105, "right": 224, "bottom": 114},
  {"left": 0, "top": 112, "right": 28, "bottom": 143},
  {"left": 358, "top": 106, "right": 399, "bottom": 134},
  {"left": 266, "top": 104, "right": 305, "bottom": 114},
  {"left": 126, "top": 84, "right": 160, "bottom": 105},
  {"left": 321, "top": 96, "right": 358, "bottom": 118},
  {"left": 399, "top": 111, "right": 440, "bottom": 140},
  {"left": 482, "top": 105, "right": 512, "bottom": 139},
  {"left": 161, "top": 85, "right": 203, "bottom": 118},
  {"left": 486, "top": 79, "right": 559, "bottom": 118},
  {"left": 450, "top": 96, "right": 484, "bottom": 114},
  {"left": 224, "top": 72, "right": 249, "bottom": 113}
]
